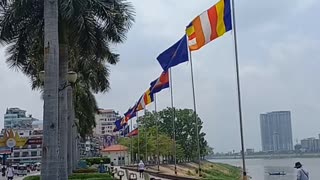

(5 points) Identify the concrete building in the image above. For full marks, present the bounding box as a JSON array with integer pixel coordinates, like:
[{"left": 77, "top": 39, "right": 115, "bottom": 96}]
[
  {"left": 101, "top": 145, "right": 129, "bottom": 166},
  {"left": 0, "top": 128, "right": 43, "bottom": 164},
  {"left": 79, "top": 136, "right": 101, "bottom": 158},
  {"left": 260, "top": 111, "right": 293, "bottom": 152},
  {"left": 1, "top": 107, "right": 43, "bottom": 164},
  {"left": 93, "top": 109, "right": 119, "bottom": 136},
  {"left": 4, "top": 108, "right": 39, "bottom": 129},
  {"left": 301, "top": 137, "right": 320, "bottom": 152}
]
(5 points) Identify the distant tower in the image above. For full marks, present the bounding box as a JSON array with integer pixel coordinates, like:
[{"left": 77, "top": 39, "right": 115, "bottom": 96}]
[{"left": 260, "top": 111, "right": 293, "bottom": 152}]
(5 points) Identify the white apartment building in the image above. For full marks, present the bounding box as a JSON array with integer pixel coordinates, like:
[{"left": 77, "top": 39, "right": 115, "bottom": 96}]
[{"left": 93, "top": 109, "right": 119, "bottom": 136}]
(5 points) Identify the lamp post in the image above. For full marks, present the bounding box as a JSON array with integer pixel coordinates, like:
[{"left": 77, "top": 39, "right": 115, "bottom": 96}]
[{"left": 39, "top": 70, "right": 78, "bottom": 174}]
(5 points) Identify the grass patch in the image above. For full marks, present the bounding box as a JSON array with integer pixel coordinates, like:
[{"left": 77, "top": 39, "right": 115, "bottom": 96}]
[
  {"left": 69, "top": 173, "right": 113, "bottom": 180},
  {"left": 24, "top": 173, "right": 113, "bottom": 180},
  {"left": 23, "top": 176, "right": 40, "bottom": 180},
  {"left": 201, "top": 162, "right": 241, "bottom": 180}
]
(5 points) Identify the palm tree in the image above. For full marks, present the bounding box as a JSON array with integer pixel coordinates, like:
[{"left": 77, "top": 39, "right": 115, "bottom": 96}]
[{"left": 0, "top": 0, "right": 134, "bottom": 178}]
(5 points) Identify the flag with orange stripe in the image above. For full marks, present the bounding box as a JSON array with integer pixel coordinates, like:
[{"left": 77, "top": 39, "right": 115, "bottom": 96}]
[{"left": 186, "top": 0, "right": 232, "bottom": 51}]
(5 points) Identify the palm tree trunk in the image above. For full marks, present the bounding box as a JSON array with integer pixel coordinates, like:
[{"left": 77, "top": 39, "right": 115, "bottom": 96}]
[
  {"left": 41, "top": 0, "right": 60, "bottom": 179},
  {"left": 73, "top": 118, "right": 79, "bottom": 171},
  {"left": 67, "top": 86, "right": 73, "bottom": 175},
  {"left": 58, "top": 44, "right": 68, "bottom": 180}
]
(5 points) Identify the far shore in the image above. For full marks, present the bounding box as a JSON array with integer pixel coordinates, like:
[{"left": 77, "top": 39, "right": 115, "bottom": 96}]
[{"left": 209, "top": 153, "right": 320, "bottom": 160}]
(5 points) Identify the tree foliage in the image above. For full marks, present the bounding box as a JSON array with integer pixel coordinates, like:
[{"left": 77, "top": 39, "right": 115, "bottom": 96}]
[{"left": 119, "top": 108, "right": 211, "bottom": 163}]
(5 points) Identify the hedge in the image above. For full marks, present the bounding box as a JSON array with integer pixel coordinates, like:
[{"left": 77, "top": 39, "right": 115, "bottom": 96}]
[
  {"left": 24, "top": 174, "right": 112, "bottom": 180},
  {"left": 82, "top": 157, "right": 110, "bottom": 165},
  {"left": 69, "top": 173, "right": 113, "bottom": 179},
  {"left": 73, "top": 168, "right": 98, "bottom": 173}
]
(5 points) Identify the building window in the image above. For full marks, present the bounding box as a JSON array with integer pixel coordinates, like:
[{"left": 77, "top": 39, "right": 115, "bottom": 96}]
[
  {"left": 31, "top": 151, "right": 37, "bottom": 157},
  {"left": 102, "top": 127, "right": 105, "bottom": 130},
  {"left": 31, "top": 145, "right": 37, "bottom": 149},
  {"left": 22, "top": 152, "right": 28, "bottom": 157},
  {"left": 13, "top": 152, "right": 19, "bottom": 157}
]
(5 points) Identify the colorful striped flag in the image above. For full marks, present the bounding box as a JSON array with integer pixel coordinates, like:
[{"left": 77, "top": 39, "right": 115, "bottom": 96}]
[
  {"left": 136, "top": 89, "right": 154, "bottom": 111},
  {"left": 186, "top": 0, "right": 232, "bottom": 51}
]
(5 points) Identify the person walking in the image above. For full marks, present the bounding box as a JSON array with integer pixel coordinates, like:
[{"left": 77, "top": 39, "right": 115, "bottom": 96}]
[
  {"left": 138, "top": 160, "right": 145, "bottom": 178},
  {"left": 294, "top": 162, "right": 309, "bottom": 180},
  {"left": 2, "top": 165, "right": 6, "bottom": 177},
  {"left": 6, "top": 165, "right": 14, "bottom": 180}
]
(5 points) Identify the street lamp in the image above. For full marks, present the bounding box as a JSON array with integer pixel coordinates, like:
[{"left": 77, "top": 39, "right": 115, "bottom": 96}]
[
  {"left": 39, "top": 71, "right": 45, "bottom": 82},
  {"left": 39, "top": 70, "right": 78, "bottom": 89},
  {"left": 67, "top": 71, "right": 78, "bottom": 84}
]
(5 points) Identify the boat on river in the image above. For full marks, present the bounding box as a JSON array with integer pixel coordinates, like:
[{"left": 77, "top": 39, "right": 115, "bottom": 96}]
[{"left": 268, "top": 171, "right": 286, "bottom": 176}]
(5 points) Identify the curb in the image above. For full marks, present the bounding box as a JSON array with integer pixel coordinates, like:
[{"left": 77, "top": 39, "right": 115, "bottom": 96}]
[{"left": 120, "top": 166, "right": 199, "bottom": 180}]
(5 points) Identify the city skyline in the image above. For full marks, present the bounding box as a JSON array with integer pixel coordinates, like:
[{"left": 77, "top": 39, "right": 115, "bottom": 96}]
[{"left": 0, "top": 0, "right": 319, "bottom": 152}]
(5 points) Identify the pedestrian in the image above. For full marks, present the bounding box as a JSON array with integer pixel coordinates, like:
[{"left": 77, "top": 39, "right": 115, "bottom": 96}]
[
  {"left": 138, "top": 160, "right": 145, "bottom": 178},
  {"left": 294, "top": 162, "right": 309, "bottom": 180},
  {"left": 6, "top": 165, "right": 14, "bottom": 180},
  {"left": 2, "top": 165, "right": 6, "bottom": 177}
]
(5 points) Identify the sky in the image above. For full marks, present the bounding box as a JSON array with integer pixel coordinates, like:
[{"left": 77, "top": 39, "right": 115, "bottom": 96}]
[{"left": 0, "top": 0, "right": 320, "bottom": 152}]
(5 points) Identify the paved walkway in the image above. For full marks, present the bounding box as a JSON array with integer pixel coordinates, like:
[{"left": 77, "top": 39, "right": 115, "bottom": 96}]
[
  {"left": 0, "top": 171, "right": 40, "bottom": 180},
  {"left": 114, "top": 166, "right": 168, "bottom": 180}
]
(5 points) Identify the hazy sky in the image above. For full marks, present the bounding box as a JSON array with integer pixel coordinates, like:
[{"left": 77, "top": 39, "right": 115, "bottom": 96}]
[{"left": 0, "top": 0, "right": 319, "bottom": 152}]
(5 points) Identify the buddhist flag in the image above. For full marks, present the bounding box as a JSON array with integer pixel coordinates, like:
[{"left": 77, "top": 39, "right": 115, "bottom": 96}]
[
  {"left": 136, "top": 89, "right": 154, "bottom": 111},
  {"left": 186, "top": 0, "right": 232, "bottom": 51},
  {"left": 150, "top": 71, "right": 170, "bottom": 96}
]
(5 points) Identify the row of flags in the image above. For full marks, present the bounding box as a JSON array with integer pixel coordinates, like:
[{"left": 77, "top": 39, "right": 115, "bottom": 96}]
[{"left": 114, "top": 0, "right": 232, "bottom": 135}]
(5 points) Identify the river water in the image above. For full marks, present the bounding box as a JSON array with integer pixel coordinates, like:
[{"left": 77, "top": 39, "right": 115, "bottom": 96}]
[{"left": 210, "top": 158, "right": 318, "bottom": 180}]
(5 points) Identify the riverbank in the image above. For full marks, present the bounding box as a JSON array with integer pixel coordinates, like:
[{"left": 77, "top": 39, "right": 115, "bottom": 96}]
[
  {"left": 142, "top": 161, "right": 241, "bottom": 179},
  {"left": 210, "top": 153, "right": 320, "bottom": 160}
]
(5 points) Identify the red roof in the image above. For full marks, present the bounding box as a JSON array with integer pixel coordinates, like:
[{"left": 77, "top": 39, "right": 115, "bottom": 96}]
[{"left": 101, "top": 145, "right": 128, "bottom": 152}]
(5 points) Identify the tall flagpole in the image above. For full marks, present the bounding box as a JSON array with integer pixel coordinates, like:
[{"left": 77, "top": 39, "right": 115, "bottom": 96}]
[
  {"left": 154, "top": 94, "right": 160, "bottom": 171},
  {"left": 188, "top": 51, "right": 201, "bottom": 176},
  {"left": 137, "top": 111, "right": 140, "bottom": 163},
  {"left": 130, "top": 116, "right": 133, "bottom": 164},
  {"left": 144, "top": 109, "right": 148, "bottom": 164},
  {"left": 231, "top": 0, "right": 247, "bottom": 179},
  {"left": 169, "top": 68, "right": 177, "bottom": 175}
]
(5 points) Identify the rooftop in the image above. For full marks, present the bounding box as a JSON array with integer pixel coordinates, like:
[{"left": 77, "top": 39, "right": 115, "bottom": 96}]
[
  {"left": 97, "top": 109, "right": 114, "bottom": 114},
  {"left": 101, "top": 145, "right": 128, "bottom": 152}
]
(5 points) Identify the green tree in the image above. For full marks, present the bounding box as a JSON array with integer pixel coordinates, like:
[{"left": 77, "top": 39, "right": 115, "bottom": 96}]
[{"left": 138, "top": 108, "right": 210, "bottom": 163}]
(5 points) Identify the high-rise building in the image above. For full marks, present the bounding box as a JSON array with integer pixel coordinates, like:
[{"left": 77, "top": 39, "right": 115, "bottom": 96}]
[
  {"left": 93, "top": 109, "right": 120, "bottom": 136},
  {"left": 260, "top": 111, "right": 293, "bottom": 152},
  {"left": 4, "top": 108, "right": 39, "bottom": 129}
]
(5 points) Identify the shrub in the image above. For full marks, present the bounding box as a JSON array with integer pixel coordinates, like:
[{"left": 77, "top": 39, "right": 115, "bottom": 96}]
[
  {"left": 69, "top": 173, "right": 112, "bottom": 179},
  {"left": 83, "top": 157, "right": 110, "bottom": 165},
  {"left": 73, "top": 168, "right": 98, "bottom": 173}
]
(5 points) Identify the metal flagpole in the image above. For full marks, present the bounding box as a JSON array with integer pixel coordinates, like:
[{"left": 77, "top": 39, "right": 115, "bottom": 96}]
[
  {"left": 154, "top": 94, "right": 160, "bottom": 171},
  {"left": 130, "top": 117, "right": 133, "bottom": 164},
  {"left": 169, "top": 68, "right": 177, "bottom": 175},
  {"left": 144, "top": 109, "right": 147, "bottom": 164},
  {"left": 231, "top": 0, "right": 247, "bottom": 179},
  {"left": 137, "top": 111, "right": 140, "bottom": 163},
  {"left": 188, "top": 51, "right": 201, "bottom": 176}
]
